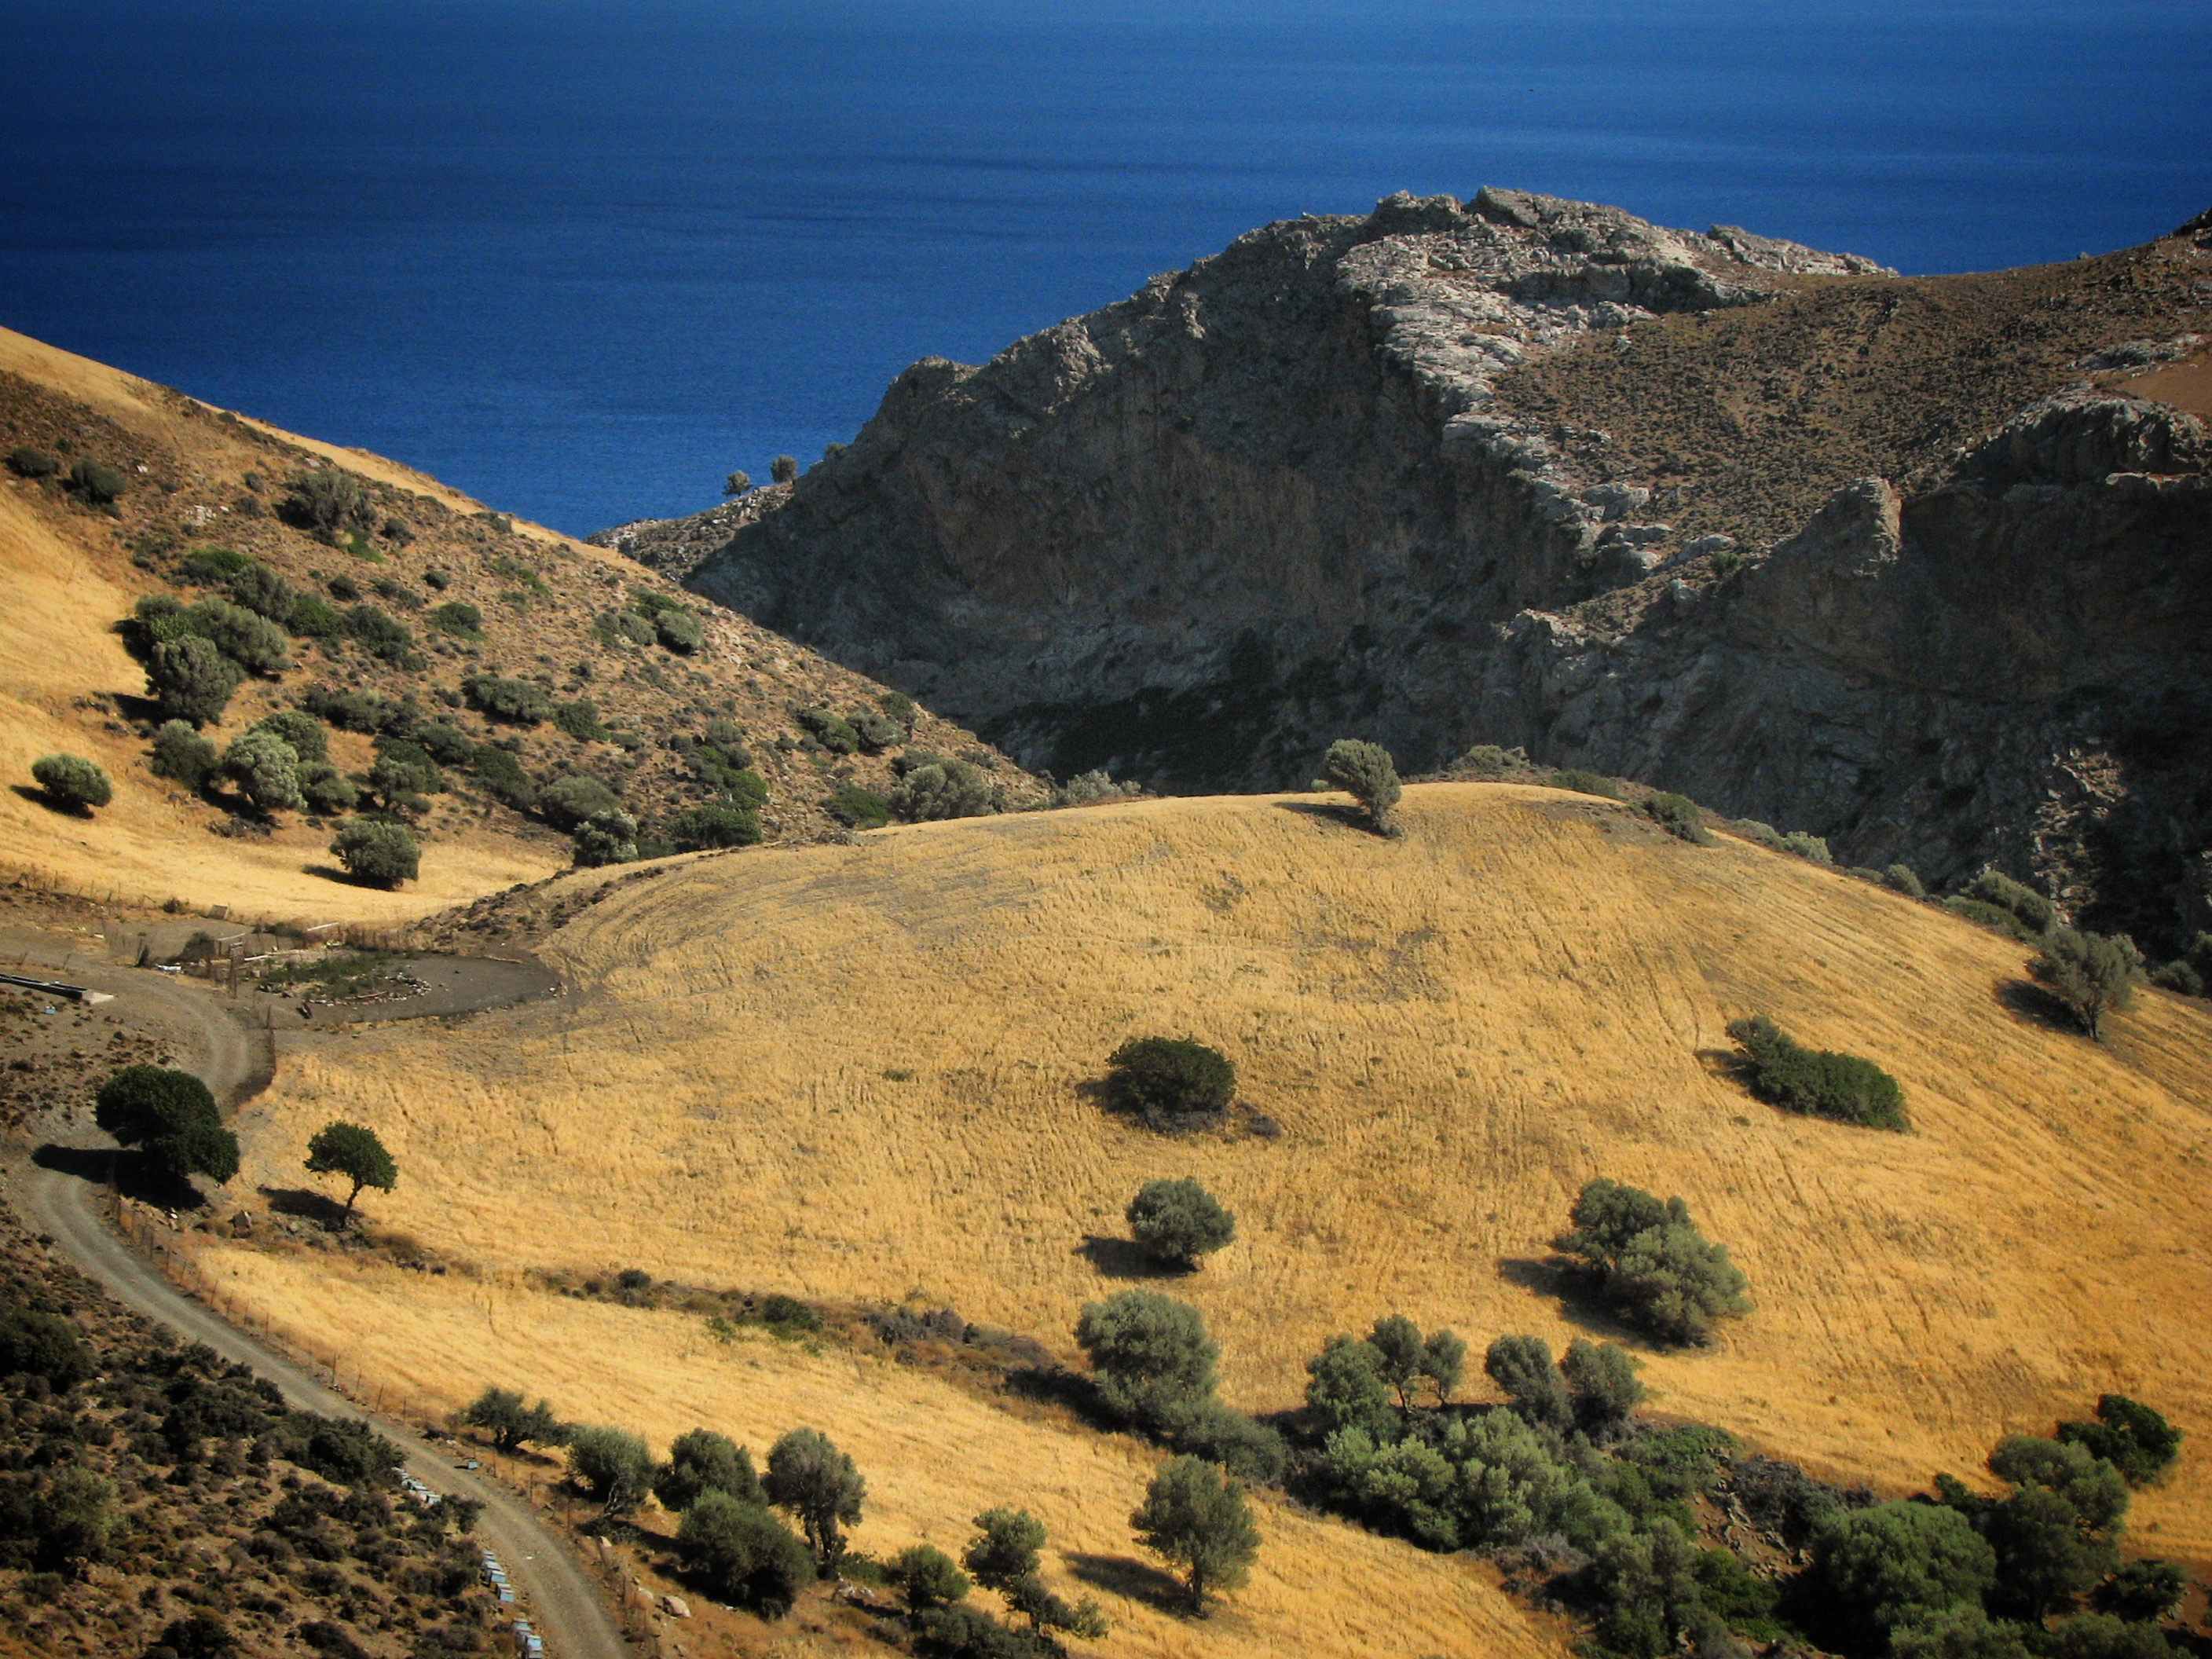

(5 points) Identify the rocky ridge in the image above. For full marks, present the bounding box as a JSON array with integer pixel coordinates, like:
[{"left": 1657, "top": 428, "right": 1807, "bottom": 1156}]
[{"left": 628, "top": 190, "right": 2212, "bottom": 943}]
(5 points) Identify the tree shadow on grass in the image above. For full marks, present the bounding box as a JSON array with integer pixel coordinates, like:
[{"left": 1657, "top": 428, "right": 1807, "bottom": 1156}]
[
  {"left": 1063, "top": 1552, "right": 1191, "bottom": 1617},
  {"left": 1995, "top": 976, "right": 2086, "bottom": 1038},
  {"left": 260, "top": 1185, "right": 350, "bottom": 1229},
  {"left": 9, "top": 784, "right": 89, "bottom": 819},
  {"left": 1496, "top": 1257, "right": 1652, "bottom": 1344},
  {"left": 1075, "top": 1236, "right": 1179, "bottom": 1280},
  {"left": 1270, "top": 799, "right": 1373, "bottom": 834}
]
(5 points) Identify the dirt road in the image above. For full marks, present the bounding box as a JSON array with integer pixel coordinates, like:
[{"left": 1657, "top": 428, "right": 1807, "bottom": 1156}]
[{"left": 0, "top": 929, "right": 627, "bottom": 1659}]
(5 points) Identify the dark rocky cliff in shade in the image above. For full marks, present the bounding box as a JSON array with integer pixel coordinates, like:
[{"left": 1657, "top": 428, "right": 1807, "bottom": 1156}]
[{"left": 651, "top": 189, "right": 2212, "bottom": 944}]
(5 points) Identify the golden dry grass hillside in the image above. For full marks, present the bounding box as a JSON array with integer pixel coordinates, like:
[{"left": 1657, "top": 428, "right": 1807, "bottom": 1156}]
[
  {"left": 189, "top": 1242, "right": 1559, "bottom": 1659},
  {"left": 233, "top": 783, "right": 2212, "bottom": 1555},
  {"left": 0, "top": 324, "right": 1034, "bottom": 921}
]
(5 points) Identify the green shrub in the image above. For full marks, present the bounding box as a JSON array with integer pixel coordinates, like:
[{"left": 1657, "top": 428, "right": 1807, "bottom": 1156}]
[
  {"left": 93, "top": 1066, "right": 238, "bottom": 1185},
  {"left": 371, "top": 576, "right": 422, "bottom": 610},
  {"left": 1884, "top": 863, "right": 1927, "bottom": 899},
  {"left": 1945, "top": 897, "right": 2042, "bottom": 943},
  {"left": 1163, "top": 1398, "right": 1287, "bottom": 1483},
  {"left": 67, "top": 458, "right": 127, "bottom": 504},
  {"left": 1050, "top": 768, "right": 1139, "bottom": 808},
  {"left": 552, "top": 699, "right": 610, "bottom": 742},
  {"left": 1075, "top": 1291, "right": 1218, "bottom": 1432},
  {"left": 2148, "top": 934, "right": 2212, "bottom": 997},
  {"left": 239, "top": 713, "right": 320, "bottom": 769},
  {"left": 150, "top": 721, "right": 219, "bottom": 791},
  {"left": 1555, "top": 1179, "right": 1750, "bottom": 1346},
  {"left": 771, "top": 455, "right": 797, "bottom": 484},
  {"left": 1548, "top": 769, "right": 1621, "bottom": 799},
  {"left": 1560, "top": 1337, "right": 1646, "bottom": 1432},
  {"left": 890, "top": 757, "right": 997, "bottom": 822},
  {"left": 428, "top": 600, "right": 483, "bottom": 639},
  {"left": 465, "top": 673, "right": 555, "bottom": 725},
  {"left": 460, "top": 1386, "right": 566, "bottom": 1452},
  {"left": 287, "top": 592, "right": 344, "bottom": 639},
  {"left": 597, "top": 609, "right": 656, "bottom": 647},
  {"left": 1126, "top": 1178, "right": 1235, "bottom": 1269},
  {"left": 1320, "top": 738, "right": 1402, "bottom": 833},
  {"left": 1303, "top": 1334, "right": 1394, "bottom": 1437},
  {"left": 1484, "top": 1335, "right": 1573, "bottom": 1430},
  {"left": 654, "top": 1428, "right": 763, "bottom": 1512},
  {"left": 329, "top": 820, "right": 419, "bottom": 888},
  {"left": 175, "top": 545, "right": 251, "bottom": 584},
  {"left": 180, "top": 597, "right": 290, "bottom": 674},
  {"left": 299, "top": 765, "right": 357, "bottom": 816},
  {"left": 413, "top": 723, "right": 477, "bottom": 767},
  {"left": 148, "top": 635, "right": 242, "bottom": 726},
  {"left": 566, "top": 1425, "right": 654, "bottom": 1514},
  {"left": 341, "top": 604, "right": 418, "bottom": 666},
  {"left": 1643, "top": 792, "right": 1711, "bottom": 844},
  {"left": 0, "top": 1306, "right": 92, "bottom": 1389},
  {"left": 703, "top": 717, "right": 747, "bottom": 751},
  {"left": 1781, "top": 830, "right": 1833, "bottom": 864},
  {"left": 892, "top": 1542, "right": 971, "bottom": 1610},
  {"left": 1364, "top": 1315, "right": 1465, "bottom": 1408},
  {"left": 6, "top": 446, "right": 59, "bottom": 478},
  {"left": 848, "top": 709, "right": 901, "bottom": 752},
  {"left": 31, "top": 753, "right": 112, "bottom": 811},
  {"left": 219, "top": 562, "right": 295, "bottom": 623},
  {"left": 367, "top": 739, "right": 444, "bottom": 804},
  {"left": 280, "top": 469, "right": 369, "bottom": 535},
  {"left": 2031, "top": 928, "right": 2142, "bottom": 1041},
  {"left": 1965, "top": 870, "right": 2056, "bottom": 933},
  {"left": 796, "top": 707, "right": 860, "bottom": 754},
  {"left": 571, "top": 810, "right": 639, "bottom": 867},
  {"left": 1449, "top": 743, "right": 1533, "bottom": 775},
  {"left": 877, "top": 690, "right": 915, "bottom": 728},
  {"left": 655, "top": 609, "right": 705, "bottom": 653},
  {"left": 220, "top": 729, "right": 305, "bottom": 813},
  {"left": 1726, "top": 1015, "right": 1906, "bottom": 1130},
  {"left": 1734, "top": 820, "right": 1785, "bottom": 851},
  {"left": 669, "top": 804, "right": 761, "bottom": 851},
  {"left": 1104, "top": 1037, "right": 1234, "bottom": 1133},
  {"left": 325, "top": 573, "right": 361, "bottom": 601},
  {"left": 1809, "top": 1501, "right": 1997, "bottom": 1650},
  {"left": 2091, "top": 1559, "right": 2188, "bottom": 1621},
  {"left": 539, "top": 773, "right": 621, "bottom": 831},
  {"left": 2056, "top": 1396, "right": 2181, "bottom": 1486},
  {"left": 302, "top": 683, "right": 412, "bottom": 734},
  {"left": 471, "top": 745, "right": 537, "bottom": 810},
  {"left": 826, "top": 782, "right": 890, "bottom": 830}
]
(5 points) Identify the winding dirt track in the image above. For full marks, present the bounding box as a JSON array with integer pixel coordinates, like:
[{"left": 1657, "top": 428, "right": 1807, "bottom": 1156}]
[{"left": 0, "top": 938, "right": 625, "bottom": 1659}]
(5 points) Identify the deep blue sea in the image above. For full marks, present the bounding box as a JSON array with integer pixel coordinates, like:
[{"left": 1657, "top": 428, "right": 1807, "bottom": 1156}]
[{"left": 2, "top": 0, "right": 2207, "bottom": 538}]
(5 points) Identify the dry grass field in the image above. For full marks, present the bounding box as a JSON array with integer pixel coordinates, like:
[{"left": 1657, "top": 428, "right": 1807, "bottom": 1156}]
[
  {"left": 232, "top": 784, "right": 2212, "bottom": 1558},
  {"left": 192, "top": 1242, "right": 1559, "bottom": 1659}
]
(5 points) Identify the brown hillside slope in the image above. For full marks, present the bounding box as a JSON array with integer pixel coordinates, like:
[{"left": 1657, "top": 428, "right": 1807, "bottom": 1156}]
[
  {"left": 233, "top": 784, "right": 2212, "bottom": 1551},
  {"left": 0, "top": 324, "right": 1034, "bottom": 919}
]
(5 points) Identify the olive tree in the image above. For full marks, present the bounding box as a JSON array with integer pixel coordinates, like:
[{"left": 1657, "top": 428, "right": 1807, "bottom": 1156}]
[
  {"left": 1318, "top": 738, "right": 1402, "bottom": 835},
  {"left": 460, "top": 1386, "right": 566, "bottom": 1453},
  {"left": 676, "top": 1489, "right": 813, "bottom": 1617},
  {"left": 221, "top": 728, "right": 305, "bottom": 813},
  {"left": 1075, "top": 1291, "right": 1219, "bottom": 1432},
  {"left": 1126, "top": 1178, "right": 1236, "bottom": 1269},
  {"left": 1810, "top": 1501, "right": 1997, "bottom": 1650},
  {"left": 566, "top": 1424, "right": 654, "bottom": 1517},
  {"left": 303, "top": 1121, "right": 397, "bottom": 1221},
  {"left": 763, "top": 1426, "right": 866, "bottom": 1568},
  {"left": 1485, "top": 1335, "right": 1573, "bottom": 1430},
  {"left": 148, "top": 635, "right": 242, "bottom": 726},
  {"left": 1130, "top": 1455, "right": 1259, "bottom": 1613},
  {"left": 1303, "top": 1335, "right": 1394, "bottom": 1437},
  {"left": 654, "top": 1428, "right": 762, "bottom": 1512},
  {"left": 330, "top": 819, "right": 419, "bottom": 888},
  {"left": 1103, "top": 1037, "right": 1234, "bottom": 1133},
  {"left": 2031, "top": 928, "right": 2141, "bottom": 1041},
  {"left": 30, "top": 753, "right": 112, "bottom": 812},
  {"left": 93, "top": 1066, "right": 239, "bottom": 1187},
  {"left": 1555, "top": 1178, "right": 1751, "bottom": 1345}
]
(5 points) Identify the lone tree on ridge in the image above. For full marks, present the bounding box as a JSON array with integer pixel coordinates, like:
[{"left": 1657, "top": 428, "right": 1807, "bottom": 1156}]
[
  {"left": 723, "top": 470, "right": 752, "bottom": 496},
  {"left": 1318, "top": 738, "right": 1401, "bottom": 835},
  {"left": 304, "top": 1120, "right": 398, "bottom": 1221}
]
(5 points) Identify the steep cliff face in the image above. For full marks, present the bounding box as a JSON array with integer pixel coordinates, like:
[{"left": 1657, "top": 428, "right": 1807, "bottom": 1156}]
[
  {"left": 665, "top": 189, "right": 2212, "bottom": 941},
  {"left": 690, "top": 189, "right": 1884, "bottom": 785}
]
